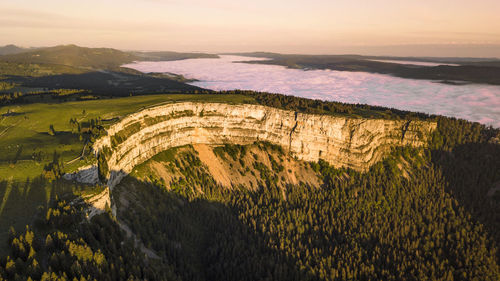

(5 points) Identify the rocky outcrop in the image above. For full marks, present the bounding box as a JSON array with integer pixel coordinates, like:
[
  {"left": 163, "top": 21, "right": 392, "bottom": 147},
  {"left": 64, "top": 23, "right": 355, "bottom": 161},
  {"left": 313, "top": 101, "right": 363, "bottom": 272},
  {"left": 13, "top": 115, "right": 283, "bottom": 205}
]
[
  {"left": 63, "top": 165, "right": 99, "bottom": 185},
  {"left": 93, "top": 102, "right": 436, "bottom": 187},
  {"left": 81, "top": 187, "right": 114, "bottom": 219}
]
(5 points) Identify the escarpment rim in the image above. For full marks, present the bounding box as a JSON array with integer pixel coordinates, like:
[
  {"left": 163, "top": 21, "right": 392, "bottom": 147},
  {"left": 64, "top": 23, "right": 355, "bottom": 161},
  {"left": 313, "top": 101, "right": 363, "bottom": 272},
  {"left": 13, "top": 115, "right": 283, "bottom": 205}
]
[{"left": 92, "top": 102, "right": 437, "bottom": 188}]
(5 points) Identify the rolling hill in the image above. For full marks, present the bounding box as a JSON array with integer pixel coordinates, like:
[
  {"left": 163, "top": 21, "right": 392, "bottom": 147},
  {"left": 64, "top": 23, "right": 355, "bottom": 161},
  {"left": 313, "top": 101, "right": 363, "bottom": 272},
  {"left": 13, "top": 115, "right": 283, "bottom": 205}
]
[
  {"left": 0, "top": 44, "right": 35, "bottom": 55},
  {"left": 0, "top": 44, "right": 138, "bottom": 69},
  {"left": 0, "top": 44, "right": 220, "bottom": 70},
  {"left": 0, "top": 45, "right": 220, "bottom": 97},
  {"left": 132, "top": 51, "right": 219, "bottom": 61}
]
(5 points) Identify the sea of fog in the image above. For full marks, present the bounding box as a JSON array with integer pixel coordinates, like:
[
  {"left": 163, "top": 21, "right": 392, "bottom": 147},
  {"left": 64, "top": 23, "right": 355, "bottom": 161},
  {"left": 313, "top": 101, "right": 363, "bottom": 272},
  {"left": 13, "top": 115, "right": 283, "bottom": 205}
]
[{"left": 124, "top": 55, "right": 500, "bottom": 127}]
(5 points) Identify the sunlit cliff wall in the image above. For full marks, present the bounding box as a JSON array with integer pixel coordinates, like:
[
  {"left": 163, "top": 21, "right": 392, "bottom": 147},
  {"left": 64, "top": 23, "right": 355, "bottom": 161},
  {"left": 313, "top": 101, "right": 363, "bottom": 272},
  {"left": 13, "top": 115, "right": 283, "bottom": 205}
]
[{"left": 92, "top": 102, "right": 436, "bottom": 187}]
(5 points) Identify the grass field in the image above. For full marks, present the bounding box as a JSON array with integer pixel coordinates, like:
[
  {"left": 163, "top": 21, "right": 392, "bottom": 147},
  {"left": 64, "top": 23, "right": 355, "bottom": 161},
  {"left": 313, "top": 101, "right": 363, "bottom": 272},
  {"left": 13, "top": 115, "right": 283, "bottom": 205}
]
[
  {"left": 0, "top": 93, "right": 254, "bottom": 255},
  {"left": 0, "top": 93, "right": 255, "bottom": 180}
]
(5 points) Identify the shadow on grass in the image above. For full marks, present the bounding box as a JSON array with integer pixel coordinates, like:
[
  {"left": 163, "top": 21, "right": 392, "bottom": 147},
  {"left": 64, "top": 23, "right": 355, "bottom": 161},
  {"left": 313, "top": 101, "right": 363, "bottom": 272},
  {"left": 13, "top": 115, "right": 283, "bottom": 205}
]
[
  {"left": 1, "top": 111, "right": 25, "bottom": 117},
  {"left": 36, "top": 131, "right": 79, "bottom": 145},
  {"left": 0, "top": 176, "right": 92, "bottom": 256}
]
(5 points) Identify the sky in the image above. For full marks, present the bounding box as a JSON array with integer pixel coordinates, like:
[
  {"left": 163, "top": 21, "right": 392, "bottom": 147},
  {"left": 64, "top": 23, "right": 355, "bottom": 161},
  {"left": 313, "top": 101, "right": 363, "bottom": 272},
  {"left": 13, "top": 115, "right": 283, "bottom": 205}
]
[{"left": 1, "top": 0, "right": 500, "bottom": 57}]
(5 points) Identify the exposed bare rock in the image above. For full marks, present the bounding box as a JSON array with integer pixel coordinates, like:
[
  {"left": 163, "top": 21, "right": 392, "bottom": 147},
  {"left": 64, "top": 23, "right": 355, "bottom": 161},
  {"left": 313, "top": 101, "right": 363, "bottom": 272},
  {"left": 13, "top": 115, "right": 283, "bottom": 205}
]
[
  {"left": 92, "top": 102, "right": 436, "bottom": 187},
  {"left": 63, "top": 165, "right": 99, "bottom": 185},
  {"left": 81, "top": 187, "right": 113, "bottom": 219}
]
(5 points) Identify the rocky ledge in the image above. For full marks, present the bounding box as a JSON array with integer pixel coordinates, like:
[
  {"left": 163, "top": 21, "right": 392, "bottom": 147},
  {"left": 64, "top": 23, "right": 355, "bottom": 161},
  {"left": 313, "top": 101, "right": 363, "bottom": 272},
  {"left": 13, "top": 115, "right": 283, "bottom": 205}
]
[{"left": 91, "top": 102, "right": 436, "bottom": 187}]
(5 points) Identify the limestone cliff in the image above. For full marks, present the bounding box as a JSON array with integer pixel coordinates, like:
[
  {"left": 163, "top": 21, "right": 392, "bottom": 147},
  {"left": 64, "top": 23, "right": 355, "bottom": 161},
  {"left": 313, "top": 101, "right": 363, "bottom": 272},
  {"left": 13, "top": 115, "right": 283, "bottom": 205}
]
[
  {"left": 92, "top": 102, "right": 436, "bottom": 187},
  {"left": 77, "top": 187, "right": 114, "bottom": 219}
]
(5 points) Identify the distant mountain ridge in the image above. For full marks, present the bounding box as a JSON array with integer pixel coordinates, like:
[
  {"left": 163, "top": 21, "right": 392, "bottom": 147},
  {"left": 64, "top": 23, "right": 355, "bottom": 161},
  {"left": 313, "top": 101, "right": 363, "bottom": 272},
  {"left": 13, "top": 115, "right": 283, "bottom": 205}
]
[
  {"left": 231, "top": 52, "right": 500, "bottom": 64},
  {"left": 0, "top": 44, "right": 220, "bottom": 70},
  {"left": 0, "top": 44, "right": 35, "bottom": 55},
  {"left": 0, "top": 44, "right": 210, "bottom": 97},
  {"left": 0, "top": 44, "right": 138, "bottom": 69}
]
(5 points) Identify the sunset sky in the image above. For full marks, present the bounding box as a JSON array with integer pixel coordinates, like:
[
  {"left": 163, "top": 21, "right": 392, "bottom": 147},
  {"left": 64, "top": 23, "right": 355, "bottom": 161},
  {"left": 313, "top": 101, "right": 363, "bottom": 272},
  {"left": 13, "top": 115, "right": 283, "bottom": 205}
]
[{"left": 1, "top": 0, "right": 500, "bottom": 57}]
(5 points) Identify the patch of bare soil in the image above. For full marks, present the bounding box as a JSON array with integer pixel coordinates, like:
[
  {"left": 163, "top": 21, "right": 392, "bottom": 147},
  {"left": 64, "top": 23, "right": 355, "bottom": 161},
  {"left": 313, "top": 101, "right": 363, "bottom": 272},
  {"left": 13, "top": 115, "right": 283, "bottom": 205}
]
[
  {"left": 193, "top": 144, "right": 232, "bottom": 188},
  {"left": 204, "top": 144, "right": 321, "bottom": 193},
  {"left": 281, "top": 155, "right": 321, "bottom": 187},
  {"left": 150, "top": 160, "right": 173, "bottom": 189}
]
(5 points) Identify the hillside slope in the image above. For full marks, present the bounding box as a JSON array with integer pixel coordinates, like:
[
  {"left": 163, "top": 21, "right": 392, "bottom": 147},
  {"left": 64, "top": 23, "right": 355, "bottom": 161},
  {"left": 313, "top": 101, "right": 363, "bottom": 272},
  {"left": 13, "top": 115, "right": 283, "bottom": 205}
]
[
  {"left": 0, "top": 44, "right": 221, "bottom": 70},
  {"left": 0, "top": 44, "right": 34, "bottom": 55},
  {"left": 132, "top": 51, "right": 219, "bottom": 61},
  {"left": 0, "top": 96, "right": 499, "bottom": 280},
  {"left": 0, "top": 44, "right": 138, "bottom": 69}
]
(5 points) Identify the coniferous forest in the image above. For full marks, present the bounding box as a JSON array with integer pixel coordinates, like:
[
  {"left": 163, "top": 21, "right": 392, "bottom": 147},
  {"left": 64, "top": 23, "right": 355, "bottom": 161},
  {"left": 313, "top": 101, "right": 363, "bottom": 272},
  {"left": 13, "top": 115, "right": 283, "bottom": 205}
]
[
  {"left": 1, "top": 2, "right": 500, "bottom": 279},
  {"left": 0, "top": 100, "right": 499, "bottom": 280}
]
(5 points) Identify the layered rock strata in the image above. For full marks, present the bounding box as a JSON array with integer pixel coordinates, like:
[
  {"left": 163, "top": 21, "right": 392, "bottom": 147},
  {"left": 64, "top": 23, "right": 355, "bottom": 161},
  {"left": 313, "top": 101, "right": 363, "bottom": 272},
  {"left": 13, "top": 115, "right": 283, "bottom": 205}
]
[{"left": 92, "top": 102, "right": 436, "bottom": 187}]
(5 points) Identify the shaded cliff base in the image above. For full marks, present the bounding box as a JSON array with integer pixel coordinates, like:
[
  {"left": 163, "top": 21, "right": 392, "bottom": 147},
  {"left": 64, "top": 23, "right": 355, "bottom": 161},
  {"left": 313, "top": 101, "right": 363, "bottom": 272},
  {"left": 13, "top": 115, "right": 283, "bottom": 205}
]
[
  {"left": 118, "top": 139, "right": 500, "bottom": 246},
  {"left": 108, "top": 142, "right": 500, "bottom": 280},
  {"left": 0, "top": 177, "right": 105, "bottom": 255},
  {"left": 1, "top": 137, "right": 498, "bottom": 279}
]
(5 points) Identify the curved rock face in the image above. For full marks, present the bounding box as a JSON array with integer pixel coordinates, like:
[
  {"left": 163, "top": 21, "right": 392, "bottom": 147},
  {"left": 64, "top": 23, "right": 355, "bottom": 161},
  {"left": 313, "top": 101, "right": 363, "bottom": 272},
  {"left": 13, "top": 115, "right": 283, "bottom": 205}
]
[{"left": 93, "top": 102, "right": 436, "bottom": 187}]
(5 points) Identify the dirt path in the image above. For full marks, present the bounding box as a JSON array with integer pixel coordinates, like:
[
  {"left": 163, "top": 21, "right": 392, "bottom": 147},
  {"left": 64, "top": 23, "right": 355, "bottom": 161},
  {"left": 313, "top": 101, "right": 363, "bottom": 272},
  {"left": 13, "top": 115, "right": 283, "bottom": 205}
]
[{"left": 66, "top": 141, "right": 88, "bottom": 165}]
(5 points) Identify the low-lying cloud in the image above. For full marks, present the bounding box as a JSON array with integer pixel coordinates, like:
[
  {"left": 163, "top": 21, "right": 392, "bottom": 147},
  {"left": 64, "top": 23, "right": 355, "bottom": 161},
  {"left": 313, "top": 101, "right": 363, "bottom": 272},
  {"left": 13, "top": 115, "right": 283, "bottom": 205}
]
[{"left": 124, "top": 55, "right": 500, "bottom": 127}]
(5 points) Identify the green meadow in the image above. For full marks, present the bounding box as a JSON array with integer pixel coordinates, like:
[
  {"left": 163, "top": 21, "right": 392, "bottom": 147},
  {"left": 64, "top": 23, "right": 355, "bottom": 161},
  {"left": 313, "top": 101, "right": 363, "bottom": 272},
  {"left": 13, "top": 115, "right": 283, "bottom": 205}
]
[
  {"left": 0, "top": 93, "right": 255, "bottom": 180},
  {"left": 0, "top": 93, "right": 254, "bottom": 254}
]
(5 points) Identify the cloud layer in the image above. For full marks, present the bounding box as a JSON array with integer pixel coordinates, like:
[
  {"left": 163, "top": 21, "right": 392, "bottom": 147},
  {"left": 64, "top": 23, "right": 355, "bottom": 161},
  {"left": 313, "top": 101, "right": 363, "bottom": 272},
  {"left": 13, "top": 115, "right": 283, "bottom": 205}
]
[{"left": 124, "top": 56, "right": 500, "bottom": 127}]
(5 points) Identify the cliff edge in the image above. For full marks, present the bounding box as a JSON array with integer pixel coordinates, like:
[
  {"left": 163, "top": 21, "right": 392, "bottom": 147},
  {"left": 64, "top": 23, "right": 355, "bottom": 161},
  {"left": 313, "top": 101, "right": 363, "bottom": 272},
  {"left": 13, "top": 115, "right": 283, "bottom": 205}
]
[{"left": 92, "top": 102, "right": 436, "bottom": 187}]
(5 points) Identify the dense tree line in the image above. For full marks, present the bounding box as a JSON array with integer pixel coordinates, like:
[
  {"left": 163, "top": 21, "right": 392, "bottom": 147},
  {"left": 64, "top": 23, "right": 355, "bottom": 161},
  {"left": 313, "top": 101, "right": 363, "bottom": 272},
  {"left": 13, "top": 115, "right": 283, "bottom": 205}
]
[
  {"left": 110, "top": 142, "right": 498, "bottom": 280},
  {"left": 0, "top": 198, "right": 181, "bottom": 280},
  {"left": 0, "top": 89, "right": 91, "bottom": 105},
  {"left": 1, "top": 92, "right": 499, "bottom": 280},
  {"left": 238, "top": 90, "right": 433, "bottom": 120},
  {"left": 42, "top": 152, "right": 65, "bottom": 182},
  {"left": 69, "top": 117, "right": 106, "bottom": 143},
  {"left": 429, "top": 117, "right": 500, "bottom": 244}
]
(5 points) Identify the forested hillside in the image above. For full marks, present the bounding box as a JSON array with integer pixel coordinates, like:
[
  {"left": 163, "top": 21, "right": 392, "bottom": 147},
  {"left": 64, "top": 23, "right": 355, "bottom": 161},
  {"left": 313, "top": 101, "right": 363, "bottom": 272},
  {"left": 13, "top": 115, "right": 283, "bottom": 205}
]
[
  {"left": 0, "top": 45, "right": 217, "bottom": 99},
  {"left": 0, "top": 110, "right": 498, "bottom": 280},
  {"left": 0, "top": 45, "right": 219, "bottom": 71}
]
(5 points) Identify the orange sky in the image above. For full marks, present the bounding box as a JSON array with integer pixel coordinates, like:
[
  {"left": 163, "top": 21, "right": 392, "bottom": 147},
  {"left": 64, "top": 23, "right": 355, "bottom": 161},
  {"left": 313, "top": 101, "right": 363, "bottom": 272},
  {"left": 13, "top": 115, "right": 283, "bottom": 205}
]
[{"left": 1, "top": 0, "right": 500, "bottom": 57}]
